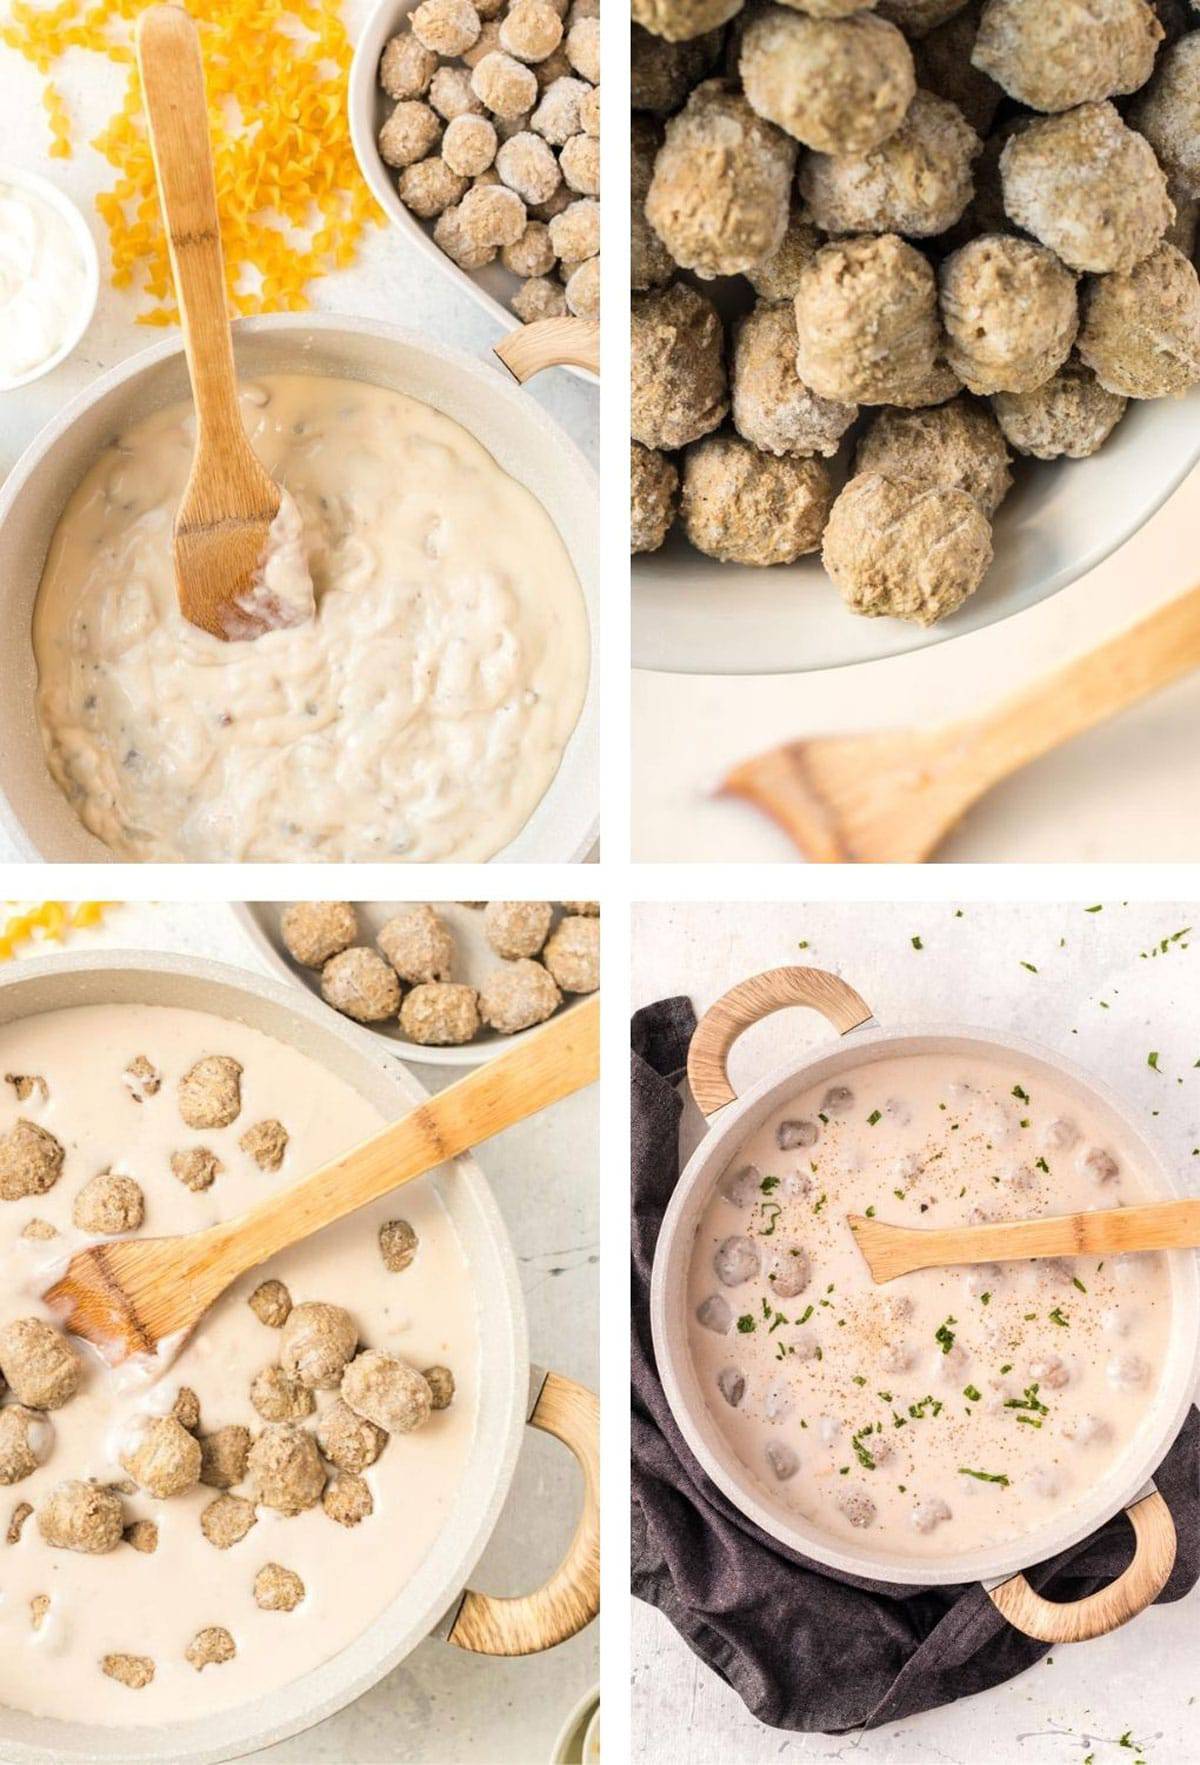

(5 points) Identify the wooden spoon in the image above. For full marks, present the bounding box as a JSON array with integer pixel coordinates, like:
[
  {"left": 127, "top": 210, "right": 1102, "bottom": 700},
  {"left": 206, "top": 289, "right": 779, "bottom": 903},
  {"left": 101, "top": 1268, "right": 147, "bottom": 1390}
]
[
  {"left": 493, "top": 317, "right": 600, "bottom": 383},
  {"left": 724, "top": 584, "right": 1200, "bottom": 863},
  {"left": 136, "top": 5, "right": 297, "bottom": 642},
  {"left": 44, "top": 994, "right": 598, "bottom": 1365},
  {"left": 848, "top": 1198, "right": 1200, "bottom": 1284}
]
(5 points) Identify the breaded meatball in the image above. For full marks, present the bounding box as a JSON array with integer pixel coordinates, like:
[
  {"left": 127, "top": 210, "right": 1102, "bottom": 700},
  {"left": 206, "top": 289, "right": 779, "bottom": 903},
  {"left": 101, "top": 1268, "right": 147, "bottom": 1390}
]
[
  {"left": 681, "top": 436, "right": 835, "bottom": 565},
  {"left": 823, "top": 471, "right": 993, "bottom": 624},
  {"left": 412, "top": 0, "right": 481, "bottom": 55},
  {"left": 199, "top": 1426, "right": 252, "bottom": 1490},
  {"left": 970, "top": 0, "right": 1162, "bottom": 113},
  {"left": 502, "top": 218, "right": 556, "bottom": 275},
  {"left": 320, "top": 948, "right": 401, "bottom": 1024},
  {"left": 323, "top": 1471, "right": 374, "bottom": 1528},
  {"left": 378, "top": 101, "right": 442, "bottom": 169},
  {"left": 799, "top": 89, "right": 981, "bottom": 237},
  {"left": 732, "top": 301, "right": 858, "bottom": 458},
  {"left": 178, "top": 1055, "right": 243, "bottom": 1130},
  {"left": 0, "top": 1119, "right": 64, "bottom": 1200},
  {"left": 400, "top": 982, "right": 481, "bottom": 1045},
  {"left": 123, "top": 1054, "right": 161, "bottom": 1102},
  {"left": 318, "top": 1399, "right": 388, "bottom": 1472},
  {"left": 542, "top": 914, "right": 600, "bottom": 993},
  {"left": 991, "top": 357, "right": 1128, "bottom": 456},
  {"left": 744, "top": 207, "right": 822, "bottom": 301},
  {"left": 379, "top": 31, "right": 438, "bottom": 100},
  {"left": 513, "top": 276, "right": 568, "bottom": 320},
  {"left": 379, "top": 1218, "right": 419, "bottom": 1272},
  {"left": 424, "top": 1365, "right": 457, "bottom": 1409},
  {"left": 102, "top": 1653, "right": 155, "bottom": 1688},
  {"left": 478, "top": 959, "right": 562, "bottom": 1033},
  {"left": 740, "top": 11, "right": 916, "bottom": 154},
  {"left": 631, "top": 283, "right": 729, "bottom": 449},
  {"left": 171, "top": 1147, "right": 222, "bottom": 1192},
  {"left": 398, "top": 157, "right": 470, "bottom": 219},
  {"left": 377, "top": 905, "right": 454, "bottom": 984},
  {"left": 341, "top": 1350, "right": 434, "bottom": 1433},
  {"left": 471, "top": 50, "right": 539, "bottom": 117},
  {"left": 631, "top": 442, "right": 679, "bottom": 553},
  {"left": 483, "top": 900, "right": 554, "bottom": 958},
  {"left": 1130, "top": 32, "right": 1200, "bottom": 200},
  {"left": 38, "top": 1480, "right": 123, "bottom": 1553},
  {"left": 645, "top": 81, "right": 797, "bottom": 279},
  {"left": 500, "top": 0, "right": 564, "bottom": 61},
  {"left": 0, "top": 1318, "right": 80, "bottom": 1410},
  {"left": 172, "top": 1386, "right": 201, "bottom": 1432},
  {"left": 855, "top": 397, "right": 1012, "bottom": 514},
  {"left": 124, "top": 1518, "right": 158, "bottom": 1552},
  {"left": 200, "top": 1493, "right": 257, "bottom": 1548},
  {"left": 565, "top": 255, "right": 601, "bottom": 318},
  {"left": 794, "top": 234, "right": 943, "bottom": 405},
  {"left": 248, "top": 1424, "right": 326, "bottom": 1515},
  {"left": 121, "top": 1417, "right": 202, "bottom": 1499},
  {"left": 1077, "top": 241, "right": 1200, "bottom": 397},
  {"left": 185, "top": 1625, "right": 236, "bottom": 1671},
  {"left": 72, "top": 1171, "right": 144, "bottom": 1235},
  {"left": 250, "top": 1364, "right": 316, "bottom": 1423},
  {"left": 940, "top": 234, "right": 1078, "bottom": 394},
  {"left": 240, "top": 1119, "right": 288, "bottom": 1173},
  {"left": 532, "top": 74, "right": 591, "bottom": 143},
  {"left": 0, "top": 1406, "right": 52, "bottom": 1485},
  {"left": 280, "top": 1302, "right": 358, "bottom": 1391},
  {"left": 248, "top": 1279, "right": 292, "bottom": 1328},
  {"left": 254, "top": 1563, "right": 305, "bottom": 1610},
  {"left": 632, "top": 0, "right": 744, "bottom": 42}
]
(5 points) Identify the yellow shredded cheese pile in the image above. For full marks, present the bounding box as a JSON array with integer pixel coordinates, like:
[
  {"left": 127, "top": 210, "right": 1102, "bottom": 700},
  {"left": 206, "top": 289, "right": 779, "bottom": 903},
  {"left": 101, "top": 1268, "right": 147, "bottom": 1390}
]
[
  {"left": 1, "top": 0, "right": 381, "bottom": 323},
  {"left": 0, "top": 903, "right": 114, "bottom": 962}
]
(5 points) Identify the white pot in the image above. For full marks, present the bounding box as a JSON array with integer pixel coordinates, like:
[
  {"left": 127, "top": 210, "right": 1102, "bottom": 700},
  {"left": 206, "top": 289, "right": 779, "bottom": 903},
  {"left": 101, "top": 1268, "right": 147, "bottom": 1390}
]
[
  {"left": 651, "top": 965, "right": 1200, "bottom": 1637},
  {"left": 0, "top": 314, "right": 598, "bottom": 864},
  {"left": 0, "top": 951, "right": 599, "bottom": 1764}
]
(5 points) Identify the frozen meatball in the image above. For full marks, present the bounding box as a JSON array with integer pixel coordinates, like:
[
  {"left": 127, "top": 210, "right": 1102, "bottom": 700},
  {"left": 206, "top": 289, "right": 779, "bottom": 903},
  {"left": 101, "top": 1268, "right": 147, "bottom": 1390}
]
[
  {"left": 1078, "top": 241, "right": 1200, "bottom": 397},
  {"left": 713, "top": 1233, "right": 761, "bottom": 1286},
  {"left": 732, "top": 302, "right": 858, "bottom": 459},
  {"left": 200, "top": 1493, "right": 257, "bottom": 1548},
  {"left": 255, "top": 1563, "right": 305, "bottom": 1610},
  {"left": 280, "top": 1302, "right": 358, "bottom": 1391},
  {"left": 911, "top": 1494, "right": 952, "bottom": 1532},
  {"left": 766, "top": 1240, "right": 811, "bottom": 1298},
  {"left": 377, "top": 905, "right": 454, "bottom": 984},
  {"left": 716, "top": 1365, "right": 745, "bottom": 1406},
  {"left": 483, "top": 900, "right": 554, "bottom": 959},
  {"left": 631, "top": 0, "right": 744, "bottom": 40},
  {"left": 548, "top": 198, "right": 599, "bottom": 262},
  {"left": 765, "top": 1440, "right": 799, "bottom": 1481},
  {"left": 645, "top": 81, "right": 796, "bottom": 279},
  {"left": 542, "top": 915, "right": 600, "bottom": 992},
  {"left": 740, "top": 11, "right": 916, "bottom": 154},
  {"left": 172, "top": 1387, "right": 201, "bottom": 1432},
  {"left": 479, "top": 960, "right": 561, "bottom": 1033},
  {"left": 970, "top": 0, "right": 1162, "bottom": 113},
  {"left": 178, "top": 1055, "right": 243, "bottom": 1129},
  {"left": 0, "top": 1118, "right": 63, "bottom": 1199},
  {"left": 1000, "top": 103, "right": 1172, "bottom": 275},
  {"left": 378, "top": 101, "right": 442, "bottom": 169},
  {"left": 1131, "top": 34, "right": 1200, "bottom": 199},
  {"left": 377, "top": 1219, "right": 418, "bottom": 1276},
  {"left": 501, "top": 0, "right": 563, "bottom": 60},
  {"left": 102, "top": 1653, "right": 154, "bottom": 1688},
  {"left": 430, "top": 64, "right": 487, "bottom": 119},
  {"left": 318, "top": 1399, "right": 388, "bottom": 1472},
  {"left": 0, "top": 1406, "right": 52, "bottom": 1485},
  {"left": 631, "top": 283, "right": 728, "bottom": 450},
  {"left": 124, "top": 1518, "right": 158, "bottom": 1552},
  {"left": 38, "top": 1480, "right": 123, "bottom": 1553},
  {"left": 171, "top": 1147, "right": 222, "bottom": 1192},
  {"left": 532, "top": 73, "right": 590, "bottom": 143},
  {"left": 199, "top": 1426, "right": 251, "bottom": 1490},
  {"left": 696, "top": 1294, "right": 733, "bottom": 1333},
  {"left": 248, "top": 1424, "right": 325, "bottom": 1515},
  {"left": 250, "top": 1365, "right": 315, "bottom": 1423},
  {"left": 249, "top": 1280, "right": 292, "bottom": 1328},
  {"left": 424, "top": 1365, "right": 456, "bottom": 1409},
  {"left": 632, "top": 117, "right": 674, "bottom": 292},
  {"left": 341, "top": 1350, "right": 434, "bottom": 1433},
  {"left": 856, "top": 398, "right": 1011, "bottom": 515},
  {"left": 186, "top": 1625, "right": 236, "bottom": 1671},
  {"left": 73, "top": 1171, "right": 144, "bottom": 1235},
  {"left": 472, "top": 50, "right": 538, "bottom": 117},
  {"left": 777, "top": 1119, "right": 820, "bottom": 1149},
  {"left": 800, "top": 90, "right": 981, "bottom": 238},
  {"left": 940, "top": 235, "right": 1078, "bottom": 394},
  {"left": 323, "top": 1471, "right": 374, "bottom": 1528},
  {"left": 380, "top": 31, "right": 438, "bottom": 100},
  {"left": 1108, "top": 1352, "right": 1150, "bottom": 1390},
  {"left": 564, "top": 14, "right": 599, "bottom": 80},
  {"left": 398, "top": 157, "right": 470, "bottom": 218},
  {"left": 631, "top": 442, "right": 679, "bottom": 552},
  {"left": 632, "top": 23, "right": 724, "bottom": 112},
  {"left": 823, "top": 471, "right": 993, "bottom": 624},
  {"left": 4, "top": 1073, "right": 47, "bottom": 1103},
  {"left": 0, "top": 1318, "right": 80, "bottom": 1410},
  {"left": 794, "top": 235, "right": 943, "bottom": 405},
  {"left": 744, "top": 207, "right": 822, "bottom": 302},
  {"left": 121, "top": 1417, "right": 202, "bottom": 1498},
  {"left": 992, "top": 358, "right": 1128, "bottom": 457},
  {"left": 321, "top": 948, "right": 401, "bottom": 1024},
  {"left": 240, "top": 1120, "right": 288, "bottom": 1173},
  {"left": 566, "top": 256, "right": 601, "bottom": 319},
  {"left": 496, "top": 131, "right": 562, "bottom": 204},
  {"left": 1081, "top": 1146, "right": 1120, "bottom": 1184},
  {"left": 837, "top": 1489, "right": 877, "bottom": 1527},
  {"left": 561, "top": 132, "right": 599, "bottom": 196},
  {"left": 1029, "top": 1353, "right": 1070, "bottom": 1389},
  {"left": 682, "top": 437, "right": 835, "bottom": 565},
  {"left": 502, "top": 218, "right": 555, "bottom": 275},
  {"left": 400, "top": 982, "right": 481, "bottom": 1046},
  {"left": 123, "top": 1054, "right": 160, "bottom": 1102},
  {"left": 412, "top": 0, "right": 481, "bottom": 55},
  {"left": 913, "top": 4, "right": 1003, "bottom": 136}
]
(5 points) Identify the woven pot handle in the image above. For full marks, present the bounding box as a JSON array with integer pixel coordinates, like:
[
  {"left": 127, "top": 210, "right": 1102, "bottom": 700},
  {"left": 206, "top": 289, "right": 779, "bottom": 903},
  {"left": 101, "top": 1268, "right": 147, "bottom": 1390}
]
[{"left": 687, "top": 966, "right": 874, "bottom": 1118}]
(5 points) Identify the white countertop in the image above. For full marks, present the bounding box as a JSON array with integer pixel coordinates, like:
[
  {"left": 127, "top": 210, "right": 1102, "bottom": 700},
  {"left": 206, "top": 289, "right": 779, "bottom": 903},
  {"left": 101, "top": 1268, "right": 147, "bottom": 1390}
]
[
  {"left": 1, "top": 901, "right": 598, "bottom": 1765},
  {"left": 633, "top": 467, "right": 1200, "bottom": 864},
  {"left": 632, "top": 898, "right": 1200, "bottom": 1765}
]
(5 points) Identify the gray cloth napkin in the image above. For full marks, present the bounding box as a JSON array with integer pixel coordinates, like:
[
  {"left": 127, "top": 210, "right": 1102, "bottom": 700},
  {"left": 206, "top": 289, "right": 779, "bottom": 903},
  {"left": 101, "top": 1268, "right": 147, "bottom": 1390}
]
[{"left": 630, "top": 996, "right": 1200, "bottom": 1734}]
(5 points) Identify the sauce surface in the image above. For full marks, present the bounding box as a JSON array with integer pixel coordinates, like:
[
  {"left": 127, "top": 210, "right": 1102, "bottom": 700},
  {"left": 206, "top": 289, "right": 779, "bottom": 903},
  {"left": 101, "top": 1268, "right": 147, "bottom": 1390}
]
[
  {"left": 0, "top": 1003, "right": 479, "bottom": 1725},
  {"left": 32, "top": 374, "right": 589, "bottom": 862},
  {"left": 686, "top": 1051, "right": 1172, "bottom": 1558}
]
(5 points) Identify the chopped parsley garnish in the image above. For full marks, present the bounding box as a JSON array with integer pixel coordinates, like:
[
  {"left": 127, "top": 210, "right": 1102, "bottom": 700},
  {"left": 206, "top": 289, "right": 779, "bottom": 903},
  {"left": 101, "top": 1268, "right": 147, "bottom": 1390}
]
[
  {"left": 907, "top": 1395, "right": 943, "bottom": 1420},
  {"left": 867, "top": 1109, "right": 882, "bottom": 1126},
  {"left": 865, "top": 1205, "right": 876, "bottom": 1218},
  {"left": 1085, "top": 905, "right": 1103, "bottom": 913},
  {"left": 934, "top": 1316, "right": 957, "bottom": 1354},
  {"left": 851, "top": 1427, "right": 877, "bottom": 1469},
  {"left": 911, "top": 935, "right": 923, "bottom": 950},
  {"left": 1000, "top": 1362, "right": 1013, "bottom": 1374},
  {"left": 737, "top": 1314, "right": 756, "bottom": 1333},
  {"left": 959, "top": 1468, "right": 1010, "bottom": 1486},
  {"left": 893, "top": 1188, "right": 906, "bottom": 1200},
  {"left": 1072, "top": 1276, "right": 1088, "bottom": 1293},
  {"left": 1012, "top": 1083, "right": 1030, "bottom": 1103},
  {"left": 1049, "top": 1306, "right": 1070, "bottom": 1327},
  {"left": 1035, "top": 1157, "right": 1049, "bottom": 1173},
  {"left": 980, "top": 1292, "right": 991, "bottom": 1305},
  {"left": 760, "top": 1201, "right": 782, "bottom": 1236},
  {"left": 963, "top": 1384, "right": 981, "bottom": 1402},
  {"left": 813, "top": 1192, "right": 827, "bottom": 1214},
  {"left": 760, "top": 1174, "right": 780, "bottom": 1193},
  {"left": 1005, "top": 1383, "right": 1048, "bottom": 1416},
  {"left": 1020, "top": 961, "right": 1038, "bottom": 973},
  {"left": 798, "top": 1304, "right": 814, "bottom": 1325},
  {"left": 852, "top": 1374, "right": 866, "bottom": 1386},
  {"left": 1148, "top": 1051, "right": 1161, "bottom": 1071}
]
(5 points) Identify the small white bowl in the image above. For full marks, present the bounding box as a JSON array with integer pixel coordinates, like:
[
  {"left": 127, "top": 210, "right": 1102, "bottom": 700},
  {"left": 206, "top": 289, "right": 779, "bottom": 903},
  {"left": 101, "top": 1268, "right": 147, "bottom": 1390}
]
[
  {"left": 0, "top": 165, "right": 99, "bottom": 392},
  {"left": 549, "top": 1686, "right": 599, "bottom": 1764}
]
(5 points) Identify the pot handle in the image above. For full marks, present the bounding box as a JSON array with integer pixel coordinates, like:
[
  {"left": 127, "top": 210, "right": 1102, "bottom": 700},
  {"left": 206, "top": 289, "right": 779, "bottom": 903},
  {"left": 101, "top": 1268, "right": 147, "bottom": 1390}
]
[
  {"left": 447, "top": 1369, "right": 599, "bottom": 1656},
  {"left": 493, "top": 316, "right": 600, "bottom": 381},
  {"left": 986, "top": 1486, "right": 1176, "bottom": 1643},
  {"left": 687, "top": 965, "right": 875, "bottom": 1118}
]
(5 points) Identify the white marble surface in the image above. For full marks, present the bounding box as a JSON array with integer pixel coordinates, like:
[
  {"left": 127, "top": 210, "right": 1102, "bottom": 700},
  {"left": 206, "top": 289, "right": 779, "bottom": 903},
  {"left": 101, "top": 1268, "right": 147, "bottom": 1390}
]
[
  {"left": 633, "top": 465, "right": 1200, "bottom": 865},
  {"left": 0, "top": 900, "right": 598, "bottom": 1764},
  {"left": 632, "top": 898, "right": 1200, "bottom": 1765}
]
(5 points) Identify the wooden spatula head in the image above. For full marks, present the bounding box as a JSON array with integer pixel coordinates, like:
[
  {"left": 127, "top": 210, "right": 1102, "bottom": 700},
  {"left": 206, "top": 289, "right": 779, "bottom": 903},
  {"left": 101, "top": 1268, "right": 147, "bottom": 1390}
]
[
  {"left": 44, "top": 1230, "right": 230, "bottom": 1363},
  {"left": 173, "top": 445, "right": 283, "bottom": 640}
]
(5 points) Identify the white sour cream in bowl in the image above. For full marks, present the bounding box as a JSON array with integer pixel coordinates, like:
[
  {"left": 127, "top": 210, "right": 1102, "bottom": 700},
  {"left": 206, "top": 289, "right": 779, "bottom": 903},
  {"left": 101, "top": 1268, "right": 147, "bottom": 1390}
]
[{"left": 0, "top": 170, "right": 98, "bottom": 392}]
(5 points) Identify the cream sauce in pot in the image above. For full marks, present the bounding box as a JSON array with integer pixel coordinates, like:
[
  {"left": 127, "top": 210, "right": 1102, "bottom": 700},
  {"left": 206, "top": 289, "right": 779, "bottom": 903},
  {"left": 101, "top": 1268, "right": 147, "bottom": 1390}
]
[
  {"left": 0, "top": 1003, "right": 480, "bottom": 1725},
  {"left": 32, "top": 374, "right": 590, "bottom": 863},
  {"left": 687, "top": 1051, "right": 1173, "bottom": 1559}
]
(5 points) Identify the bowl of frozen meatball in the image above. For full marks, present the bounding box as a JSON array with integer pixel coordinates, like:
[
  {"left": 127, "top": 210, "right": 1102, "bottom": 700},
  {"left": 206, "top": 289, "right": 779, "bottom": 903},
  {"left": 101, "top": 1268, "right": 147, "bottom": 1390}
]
[
  {"left": 631, "top": 0, "right": 1200, "bottom": 675},
  {"left": 350, "top": 0, "right": 600, "bottom": 355},
  {"left": 236, "top": 901, "right": 600, "bottom": 1067}
]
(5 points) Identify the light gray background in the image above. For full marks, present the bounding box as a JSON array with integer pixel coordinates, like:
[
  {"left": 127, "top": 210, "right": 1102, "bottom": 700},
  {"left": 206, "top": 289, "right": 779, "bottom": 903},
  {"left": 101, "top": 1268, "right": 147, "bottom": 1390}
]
[
  {"left": 2, "top": 901, "right": 598, "bottom": 1764},
  {"left": 632, "top": 898, "right": 1200, "bottom": 1765}
]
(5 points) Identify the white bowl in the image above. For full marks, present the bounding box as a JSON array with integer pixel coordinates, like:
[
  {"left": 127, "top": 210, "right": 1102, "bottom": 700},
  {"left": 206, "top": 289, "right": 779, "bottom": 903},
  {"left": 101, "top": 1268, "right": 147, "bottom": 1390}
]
[
  {"left": 349, "top": 0, "right": 598, "bottom": 385},
  {"left": 233, "top": 901, "right": 597, "bottom": 1069},
  {"left": 0, "top": 313, "right": 598, "bottom": 864},
  {"left": 0, "top": 165, "right": 99, "bottom": 392},
  {"left": 549, "top": 1685, "right": 600, "bottom": 1764},
  {"left": 633, "top": 392, "right": 1200, "bottom": 675}
]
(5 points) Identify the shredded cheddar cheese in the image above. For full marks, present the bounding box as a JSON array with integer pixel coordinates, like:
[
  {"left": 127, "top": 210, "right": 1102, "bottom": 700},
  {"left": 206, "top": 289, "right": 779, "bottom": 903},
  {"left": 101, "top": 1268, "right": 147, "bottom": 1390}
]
[
  {"left": 2, "top": 0, "right": 382, "bottom": 323},
  {"left": 0, "top": 902, "right": 115, "bottom": 962}
]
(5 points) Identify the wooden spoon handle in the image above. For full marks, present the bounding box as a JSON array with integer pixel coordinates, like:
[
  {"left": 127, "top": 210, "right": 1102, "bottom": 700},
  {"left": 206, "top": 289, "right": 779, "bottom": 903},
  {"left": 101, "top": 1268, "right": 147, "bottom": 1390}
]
[
  {"left": 137, "top": 6, "right": 244, "bottom": 470},
  {"left": 210, "top": 994, "right": 599, "bottom": 1279},
  {"left": 493, "top": 317, "right": 600, "bottom": 381},
  {"left": 849, "top": 1198, "right": 1200, "bottom": 1283}
]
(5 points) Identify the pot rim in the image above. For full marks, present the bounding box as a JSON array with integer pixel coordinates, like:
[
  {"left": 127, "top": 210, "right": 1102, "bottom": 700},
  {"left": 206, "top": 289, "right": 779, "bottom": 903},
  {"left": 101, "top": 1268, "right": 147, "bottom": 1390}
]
[
  {"left": 651, "top": 1015, "right": 1200, "bottom": 1590},
  {"left": 0, "top": 312, "right": 598, "bottom": 866},
  {"left": 0, "top": 949, "right": 528, "bottom": 1764}
]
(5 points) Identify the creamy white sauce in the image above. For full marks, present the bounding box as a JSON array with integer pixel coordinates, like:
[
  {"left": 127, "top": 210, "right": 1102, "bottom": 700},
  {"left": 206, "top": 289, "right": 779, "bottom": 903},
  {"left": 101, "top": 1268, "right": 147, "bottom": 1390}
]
[
  {"left": 32, "top": 374, "right": 589, "bottom": 862},
  {"left": 0, "top": 1003, "right": 479, "bottom": 1725},
  {"left": 0, "top": 181, "right": 89, "bottom": 387},
  {"left": 687, "top": 1051, "right": 1172, "bottom": 1558}
]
